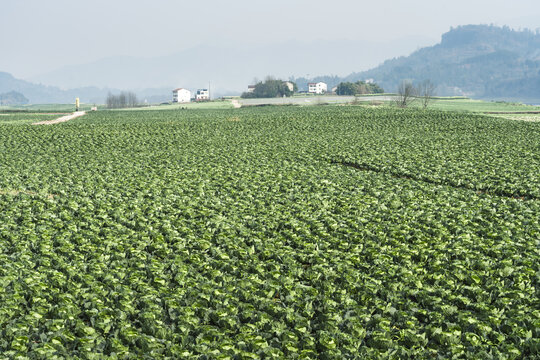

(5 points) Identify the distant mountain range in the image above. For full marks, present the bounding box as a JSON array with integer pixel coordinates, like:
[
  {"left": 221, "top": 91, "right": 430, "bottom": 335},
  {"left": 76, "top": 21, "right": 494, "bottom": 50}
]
[
  {"left": 0, "top": 72, "right": 174, "bottom": 104},
  {"left": 2, "top": 25, "right": 540, "bottom": 104},
  {"left": 1, "top": 36, "right": 433, "bottom": 104},
  {"left": 0, "top": 72, "right": 110, "bottom": 104},
  {"left": 27, "top": 37, "right": 433, "bottom": 95}
]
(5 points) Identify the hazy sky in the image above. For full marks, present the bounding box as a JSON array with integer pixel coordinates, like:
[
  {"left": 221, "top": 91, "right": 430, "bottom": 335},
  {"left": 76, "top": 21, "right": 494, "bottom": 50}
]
[{"left": 2, "top": 0, "right": 540, "bottom": 79}]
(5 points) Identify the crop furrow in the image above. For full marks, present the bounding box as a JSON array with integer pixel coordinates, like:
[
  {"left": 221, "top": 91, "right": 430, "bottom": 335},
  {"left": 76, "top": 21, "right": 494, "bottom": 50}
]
[{"left": 331, "top": 160, "right": 538, "bottom": 201}]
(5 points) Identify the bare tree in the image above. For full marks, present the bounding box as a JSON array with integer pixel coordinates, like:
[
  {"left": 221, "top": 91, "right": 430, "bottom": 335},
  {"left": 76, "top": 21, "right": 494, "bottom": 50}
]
[
  {"left": 127, "top": 92, "right": 138, "bottom": 107},
  {"left": 118, "top": 92, "right": 127, "bottom": 108},
  {"left": 394, "top": 80, "right": 416, "bottom": 108},
  {"left": 417, "top": 80, "right": 436, "bottom": 109},
  {"left": 106, "top": 92, "right": 114, "bottom": 109},
  {"left": 106, "top": 91, "right": 138, "bottom": 109}
]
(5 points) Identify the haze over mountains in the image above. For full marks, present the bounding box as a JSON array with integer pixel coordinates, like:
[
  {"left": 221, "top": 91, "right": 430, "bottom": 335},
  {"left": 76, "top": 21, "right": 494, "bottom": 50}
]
[
  {"left": 26, "top": 36, "right": 434, "bottom": 99},
  {"left": 2, "top": 25, "right": 540, "bottom": 104},
  {"left": 0, "top": 72, "right": 173, "bottom": 105}
]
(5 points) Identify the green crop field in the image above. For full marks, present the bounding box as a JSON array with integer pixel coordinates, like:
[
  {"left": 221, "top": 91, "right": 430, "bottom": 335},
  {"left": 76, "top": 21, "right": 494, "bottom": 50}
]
[
  {"left": 0, "top": 107, "right": 539, "bottom": 358},
  {"left": 237, "top": 95, "right": 540, "bottom": 114},
  {"left": 414, "top": 98, "right": 540, "bottom": 113}
]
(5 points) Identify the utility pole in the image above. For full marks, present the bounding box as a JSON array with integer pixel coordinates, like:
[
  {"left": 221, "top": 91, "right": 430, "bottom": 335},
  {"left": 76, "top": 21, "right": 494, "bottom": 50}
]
[{"left": 208, "top": 82, "right": 211, "bottom": 101}]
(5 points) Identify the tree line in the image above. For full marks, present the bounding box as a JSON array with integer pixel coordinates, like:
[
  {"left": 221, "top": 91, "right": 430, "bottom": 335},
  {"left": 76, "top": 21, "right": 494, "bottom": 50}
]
[
  {"left": 106, "top": 92, "right": 139, "bottom": 109},
  {"left": 335, "top": 81, "right": 384, "bottom": 95},
  {"left": 241, "top": 78, "right": 296, "bottom": 99}
]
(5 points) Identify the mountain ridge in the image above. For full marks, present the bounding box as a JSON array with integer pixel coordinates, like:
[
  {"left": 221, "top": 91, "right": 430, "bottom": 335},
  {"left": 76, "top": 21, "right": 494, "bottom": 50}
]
[{"left": 343, "top": 25, "right": 540, "bottom": 101}]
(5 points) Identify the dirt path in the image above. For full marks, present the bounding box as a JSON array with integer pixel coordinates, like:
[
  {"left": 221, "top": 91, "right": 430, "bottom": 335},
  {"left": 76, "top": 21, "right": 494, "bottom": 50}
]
[
  {"left": 231, "top": 99, "right": 242, "bottom": 109},
  {"left": 32, "top": 111, "right": 86, "bottom": 125}
]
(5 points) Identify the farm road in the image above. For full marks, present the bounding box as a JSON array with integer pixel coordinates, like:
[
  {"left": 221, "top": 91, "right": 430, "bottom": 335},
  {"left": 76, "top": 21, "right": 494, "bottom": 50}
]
[
  {"left": 238, "top": 95, "right": 396, "bottom": 106},
  {"left": 32, "top": 111, "right": 86, "bottom": 125}
]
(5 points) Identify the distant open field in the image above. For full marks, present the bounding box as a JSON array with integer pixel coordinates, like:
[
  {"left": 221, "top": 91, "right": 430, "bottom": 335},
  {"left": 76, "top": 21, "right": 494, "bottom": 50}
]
[
  {"left": 413, "top": 98, "right": 540, "bottom": 113},
  {"left": 126, "top": 100, "right": 235, "bottom": 111},
  {"left": 3, "top": 95, "right": 540, "bottom": 114},
  {"left": 0, "top": 103, "right": 95, "bottom": 112},
  {"left": 0, "top": 106, "right": 538, "bottom": 358},
  {"left": 238, "top": 95, "right": 392, "bottom": 107},
  {"left": 0, "top": 113, "right": 62, "bottom": 125},
  {"left": 238, "top": 95, "right": 540, "bottom": 113},
  {"left": 488, "top": 113, "right": 540, "bottom": 122}
]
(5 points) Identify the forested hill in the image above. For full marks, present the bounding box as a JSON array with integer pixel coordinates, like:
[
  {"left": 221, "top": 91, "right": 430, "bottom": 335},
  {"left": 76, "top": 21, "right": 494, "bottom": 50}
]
[{"left": 344, "top": 25, "right": 540, "bottom": 101}]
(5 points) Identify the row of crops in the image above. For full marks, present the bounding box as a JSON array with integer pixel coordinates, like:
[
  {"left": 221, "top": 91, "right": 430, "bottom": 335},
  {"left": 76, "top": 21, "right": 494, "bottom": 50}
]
[{"left": 0, "top": 107, "right": 538, "bottom": 358}]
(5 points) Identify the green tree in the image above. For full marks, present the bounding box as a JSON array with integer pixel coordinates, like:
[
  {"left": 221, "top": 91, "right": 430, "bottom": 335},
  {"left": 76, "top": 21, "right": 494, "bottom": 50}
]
[
  {"left": 336, "top": 82, "right": 357, "bottom": 95},
  {"left": 241, "top": 78, "right": 294, "bottom": 98},
  {"left": 336, "top": 81, "right": 384, "bottom": 95}
]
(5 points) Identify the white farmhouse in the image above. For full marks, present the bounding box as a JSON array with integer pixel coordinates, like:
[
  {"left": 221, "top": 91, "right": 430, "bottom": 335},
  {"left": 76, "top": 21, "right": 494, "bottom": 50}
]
[
  {"left": 172, "top": 88, "right": 191, "bottom": 103},
  {"left": 308, "top": 82, "right": 327, "bottom": 94},
  {"left": 284, "top": 81, "right": 295, "bottom": 92},
  {"left": 196, "top": 89, "right": 210, "bottom": 101},
  {"left": 247, "top": 85, "right": 256, "bottom": 93}
]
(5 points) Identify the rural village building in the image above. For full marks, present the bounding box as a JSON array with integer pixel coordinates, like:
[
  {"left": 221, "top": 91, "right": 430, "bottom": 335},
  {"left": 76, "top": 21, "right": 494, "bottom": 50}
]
[
  {"left": 247, "top": 85, "right": 256, "bottom": 93},
  {"left": 284, "top": 82, "right": 295, "bottom": 92},
  {"left": 196, "top": 89, "right": 210, "bottom": 101},
  {"left": 308, "top": 82, "right": 327, "bottom": 94},
  {"left": 172, "top": 88, "right": 191, "bottom": 103}
]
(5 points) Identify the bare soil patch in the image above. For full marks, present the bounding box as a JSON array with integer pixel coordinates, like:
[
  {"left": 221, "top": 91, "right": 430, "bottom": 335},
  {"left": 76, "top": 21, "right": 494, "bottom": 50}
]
[{"left": 32, "top": 111, "right": 86, "bottom": 125}]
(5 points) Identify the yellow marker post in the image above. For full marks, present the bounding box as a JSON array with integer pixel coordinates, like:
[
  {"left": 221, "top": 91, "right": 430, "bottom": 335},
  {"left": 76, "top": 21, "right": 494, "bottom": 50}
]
[{"left": 75, "top": 98, "right": 80, "bottom": 111}]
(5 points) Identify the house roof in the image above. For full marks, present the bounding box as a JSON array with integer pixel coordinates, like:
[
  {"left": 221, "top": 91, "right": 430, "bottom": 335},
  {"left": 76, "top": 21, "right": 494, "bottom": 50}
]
[
  {"left": 173, "top": 88, "right": 189, "bottom": 92},
  {"left": 248, "top": 85, "right": 256, "bottom": 88}
]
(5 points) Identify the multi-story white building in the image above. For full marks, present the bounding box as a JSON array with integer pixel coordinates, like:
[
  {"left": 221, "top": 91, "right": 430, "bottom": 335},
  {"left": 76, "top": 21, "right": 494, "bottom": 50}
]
[
  {"left": 196, "top": 89, "right": 210, "bottom": 101},
  {"left": 172, "top": 88, "right": 191, "bottom": 103},
  {"left": 308, "top": 82, "right": 327, "bottom": 94}
]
